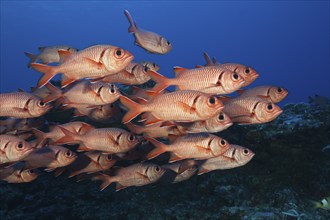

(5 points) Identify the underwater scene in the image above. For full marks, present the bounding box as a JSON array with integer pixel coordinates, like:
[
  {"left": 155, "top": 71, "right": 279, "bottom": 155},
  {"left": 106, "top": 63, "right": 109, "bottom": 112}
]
[{"left": 0, "top": 1, "right": 329, "bottom": 220}]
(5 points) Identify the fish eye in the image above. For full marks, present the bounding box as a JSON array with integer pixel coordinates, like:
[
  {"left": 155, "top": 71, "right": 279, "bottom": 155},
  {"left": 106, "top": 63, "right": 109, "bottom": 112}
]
[
  {"left": 17, "top": 142, "right": 24, "bottom": 149},
  {"left": 155, "top": 166, "right": 160, "bottom": 172},
  {"left": 115, "top": 49, "right": 123, "bottom": 58},
  {"left": 267, "top": 104, "right": 273, "bottom": 110},
  {"left": 67, "top": 48, "right": 71, "bottom": 51},
  {"left": 144, "top": 66, "right": 149, "bottom": 72},
  {"left": 153, "top": 63, "right": 156, "bottom": 67},
  {"left": 243, "top": 149, "right": 249, "bottom": 155},
  {"left": 167, "top": 40, "right": 171, "bottom": 45},
  {"left": 109, "top": 88, "right": 116, "bottom": 94},
  {"left": 220, "top": 139, "right": 226, "bottom": 146},
  {"left": 29, "top": 169, "right": 34, "bottom": 174},
  {"left": 128, "top": 134, "right": 135, "bottom": 141},
  {"left": 65, "top": 150, "right": 72, "bottom": 157},
  {"left": 245, "top": 68, "right": 250, "bottom": 74},
  {"left": 39, "top": 101, "right": 45, "bottom": 106},
  {"left": 218, "top": 113, "right": 224, "bottom": 121},
  {"left": 277, "top": 87, "right": 282, "bottom": 93},
  {"left": 233, "top": 73, "right": 239, "bottom": 80},
  {"left": 208, "top": 97, "right": 216, "bottom": 104},
  {"left": 106, "top": 154, "right": 112, "bottom": 160}
]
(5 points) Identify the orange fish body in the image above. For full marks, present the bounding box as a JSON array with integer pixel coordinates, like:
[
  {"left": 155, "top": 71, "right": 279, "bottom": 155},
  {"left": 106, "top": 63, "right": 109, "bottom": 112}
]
[
  {"left": 24, "top": 145, "right": 77, "bottom": 171},
  {"left": 0, "top": 134, "right": 34, "bottom": 164},
  {"left": 92, "top": 162, "right": 166, "bottom": 191},
  {"left": 102, "top": 62, "right": 151, "bottom": 85},
  {"left": 147, "top": 66, "right": 245, "bottom": 94},
  {"left": 0, "top": 162, "right": 39, "bottom": 183},
  {"left": 30, "top": 45, "right": 134, "bottom": 88},
  {"left": 237, "top": 86, "right": 289, "bottom": 103},
  {"left": 56, "top": 127, "right": 139, "bottom": 154},
  {"left": 124, "top": 10, "right": 172, "bottom": 54},
  {"left": 0, "top": 92, "right": 52, "bottom": 118},
  {"left": 120, "top": 90, "right": 224, "bottom": 125},
  {"left": 146, "top": 133, "right": 230, "bottom": 162},
  {"left": 223, "top": 96, "right": 283, "bottom": 124},
  {"left": 198, "top": 144, "right": 255, "bottom": 175}
]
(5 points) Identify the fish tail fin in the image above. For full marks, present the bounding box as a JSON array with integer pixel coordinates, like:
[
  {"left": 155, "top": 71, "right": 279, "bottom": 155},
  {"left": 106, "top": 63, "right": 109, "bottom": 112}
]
[
  {"left": 31, "top": 128, "right": 48, "bottom": 146},
  {"left": 30, "top": 63, "right": 57, "bottom": 88},
  {"left": 126, "top": 122, "right": 144, "bottom": 134},
  {"left": 92, "top": 173, "right": 114, "bottom": 191},
  {"left": 145, "top": 137, "right": 168, "bottom": 160},
  {"left": 203, "top": 52, "right": 213, "bottom": 66},
  {"left": 146, "top": 70, "right": 171, "bottom": 93},
  {"left": 24, "top": 52, "right": 38, "bottom": 68},
  {"left": 124, "top": 10, "right": 137, "bottom": 33},
  {"left": 55, "top": 126, "right": 79, "bottom": 144},
  {"left": 120, "top": 96, "right": 146, "bottom": 124},
  {"left": 43, "top": 83, "right": 62, "bottom": 103}
]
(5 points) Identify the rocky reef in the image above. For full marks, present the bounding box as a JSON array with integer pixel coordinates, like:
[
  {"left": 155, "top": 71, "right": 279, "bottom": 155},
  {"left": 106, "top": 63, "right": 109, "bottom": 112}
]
[{"left": 1, "top": 102, "right": 329, "bottom": 220}]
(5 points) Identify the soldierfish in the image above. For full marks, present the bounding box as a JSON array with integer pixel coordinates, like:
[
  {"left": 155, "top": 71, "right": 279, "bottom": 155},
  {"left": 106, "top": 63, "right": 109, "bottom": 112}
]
[
  {"left": 223, "top": 96, "right": 283, "bottom": 124},
  {"left": 43, "top": 81, "right": 120, "bottom": 105},
  {"left": 236, "top": 86, "right": 288, "bottom": 103},
  {"left": 0, "top": 92, "right": 52, "bottom": 118},
  {"left": 0, "top": 134, "right": 34, "bottom": 164},
  {"left": 0, "top": 117, "right": 45, "bottom": 134},
  {"left": 56, "top": 127, "right": 140, "bottom": 154},
  {"left": 124, "top": 10, "right": 172, "bottom": 54},
  {"left": 202, "top": 52, "right": 259, "bottom": 87},
  {"left": 129, "top": 86, "right": 168, "bottom": 102},
  {"left": 24, "top": 145, "right": 77, "bottom": 171},
  {"left": 30, "top": 44, "right": 134, "bottom": 88},
  {"left": 146, "top": 133, "right": 230, "bottom": 162},
  {"left": 0, "top": 162, "right": 39, "bottom": 183},
  {"left": 102, "top": 62, "right": 151, "bottom": 85},
  {"left": 55, "top": 152, "right": 117, "bottom": 178},
  {"left": 147, "top": 66, "right": 245, "bottom": 94},
  {"left": 32, "top": 121, "right": 94, "bottom": 145},
  {"left": 176, "top": 112, "right": 233, "bottom": 134},
  {"left": 197, "top": 144, "right": 255, "bottom": 175},
  {"left": 25, "top": 45, "right": 78, "bottom": 68},
  {"left": 120, "top": 90, "right": 224, "bottom": 125},
  {"left": 91, "top": 162, "right": 167, "bottom": 191}
]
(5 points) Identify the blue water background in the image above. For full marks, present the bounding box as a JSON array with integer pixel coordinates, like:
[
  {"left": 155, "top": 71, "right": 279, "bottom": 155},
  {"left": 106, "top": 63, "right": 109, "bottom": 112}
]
[{"left": 0, "top": 1, "right": 329, "bottom": 106}]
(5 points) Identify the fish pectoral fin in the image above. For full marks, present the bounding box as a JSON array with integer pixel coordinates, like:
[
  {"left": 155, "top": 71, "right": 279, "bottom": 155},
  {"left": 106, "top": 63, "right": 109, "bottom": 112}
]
[
  {"left": 177, "top": 101, "right": 196, "bottom": 114},
  {"left": 136, "top": 171, "right": 149, "bottom": 180},
  {"left": 83, "top": 57, "right": 104, "bottom": 69},
  {"left": 115, "top": 183, "right": 128, "bottom": 191},
  {"left": 256, "top": 95, "right": 269, "bottom": 99},
  {"left": 12, "top": 107, "right": 27, "bottom": 113}
]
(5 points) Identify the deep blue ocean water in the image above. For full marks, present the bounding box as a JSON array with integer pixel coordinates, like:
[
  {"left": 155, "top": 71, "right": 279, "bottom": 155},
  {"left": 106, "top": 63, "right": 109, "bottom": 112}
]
[{"left": 0, "top": 1, "right": 329, "bottom": 106}]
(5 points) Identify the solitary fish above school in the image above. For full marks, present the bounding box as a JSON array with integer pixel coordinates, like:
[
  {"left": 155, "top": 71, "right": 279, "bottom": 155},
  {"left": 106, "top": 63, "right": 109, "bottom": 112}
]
[
  {"left": 223, "top": 96, "right": 283, "bottom": 125},
  {"left": 24, "top": 45, "right": 78, "bottom": 68},
  {"left": 0, "top": 92, "right": 52, "bottom": 118},
  {"left": 236, "top": 86, "right": 288, "bottom": 103},
  {"left": 91, "top": 162, "right": 167, "bottom": 191},
  {"left": 30, "top": 44, "right": 134, "bottom": 88},
  {"left": 124, "top": 10, "right": 172, "bottom": 54},
  {"left": 0, "top": 162, "right": 39, "bottom": 183},
  {"left": 147, "top": 66, "right": 245, "bottom": 94},
  {"left": 120, "top": 90, "right": 224, "bottom": 125},
  {"left": 0, "top": 134, "right": 34, "bottom": 164}
]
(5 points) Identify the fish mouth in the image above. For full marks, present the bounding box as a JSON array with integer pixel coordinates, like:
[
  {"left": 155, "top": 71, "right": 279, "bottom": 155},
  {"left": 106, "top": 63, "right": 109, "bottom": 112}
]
[{"left": 223, "top": 121, "right": 233, "bottom": 127}]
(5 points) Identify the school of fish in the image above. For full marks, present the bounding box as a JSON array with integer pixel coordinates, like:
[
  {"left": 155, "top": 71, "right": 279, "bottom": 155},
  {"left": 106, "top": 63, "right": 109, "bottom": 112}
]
[{"left": 0, "top": 10, "right": 288, "bottom": 191}]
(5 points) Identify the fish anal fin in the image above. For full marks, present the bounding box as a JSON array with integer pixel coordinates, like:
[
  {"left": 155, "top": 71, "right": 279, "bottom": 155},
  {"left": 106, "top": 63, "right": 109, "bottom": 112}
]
[
  {"left": 197, "top": 168, "right": 210, "bottom": 175},
  {"left": 58, "top": 50, "right": 73, "bottom": 63},
  {"left": 116, "top": 183, "right": 128, "bottom": 191},
  {"left": 168, "top": 153, "right": 183, "bottom": 163},
  {"left": 77, "top": 143, "right": 92, "bottom": 152}
]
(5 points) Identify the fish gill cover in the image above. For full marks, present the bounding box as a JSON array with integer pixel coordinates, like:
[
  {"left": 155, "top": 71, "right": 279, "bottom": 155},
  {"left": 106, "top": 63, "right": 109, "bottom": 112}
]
[{"left": 0, "top": 1, "right": 329, "bottom": 220}]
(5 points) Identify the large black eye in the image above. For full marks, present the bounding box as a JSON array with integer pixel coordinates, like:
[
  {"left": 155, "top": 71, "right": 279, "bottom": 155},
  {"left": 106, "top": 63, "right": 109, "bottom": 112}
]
[
  {"left": 107, "top": 154, "right": 112, "bottom": 160},
  {"left": 155, "top": 166, "right": 160, "bottom": 172},
  {"left": 144, "top": 66, "right": 149, "bottom": 72},
  {"left": 209, "top": 97, "right": 215, "bottom": 104},
  {"left": 167, "top": 41, "right": 171, "bottom": 45},
  {"left": 218, "top": 113, "right": 224, "bottom": 121},
  {"left": 243, "top": 149, "right": 249, "bottom": 155},
  {"left": 245, "top": 68, "right": 250, "bottom": 74},
  {"left": 267, "top": 104, "right": 273, "bottom": 110},
  {"left": 17, "top": 143, "right": 23, "bottom": 149},
  {"left": 220, "top": 139, "right": 226, "bottom": 146},
  {"left": 66, "top": 150, "right": 72, "bottom": 157},
  {"left": 153, "top": 63, "right": 156, "bottom": 67},
  {"left": 233, "top": 73, "right": 239, "bottom": 80},
  {"left": 277, "top": 87, "right": 282, "bottom": 93},
  {"left": 116, "top": 49, "right": 122, "bottom": 57},
  {"left": 129, "top": 135, "right": 135, "bottom": 141},
  {"left": 39, "top": 101, "right": 45, "bottom": 106}
]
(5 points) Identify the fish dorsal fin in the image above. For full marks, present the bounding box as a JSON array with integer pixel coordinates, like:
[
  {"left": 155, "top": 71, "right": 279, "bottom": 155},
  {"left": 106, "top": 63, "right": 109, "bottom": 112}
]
[
  {"left": 173, "top": 66, "right": 188, "bottom": 77},
  {"left": 17, "top": 88, "right": 25, "bottom": 92},
  {"left": 237, "top": 89, "right": 246, "bottom": 95},
  {"left": 203, "top": 52, "right": 213, "bottom": 66},
  {"left": 195, "top": 65, "right": 203, "bottom": 68},
  {"left": 58, "top": 49, "right": 73, "bottom": 63},
  {"left": 38, "top": 47, "right": 46, "bottom": 52}
]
